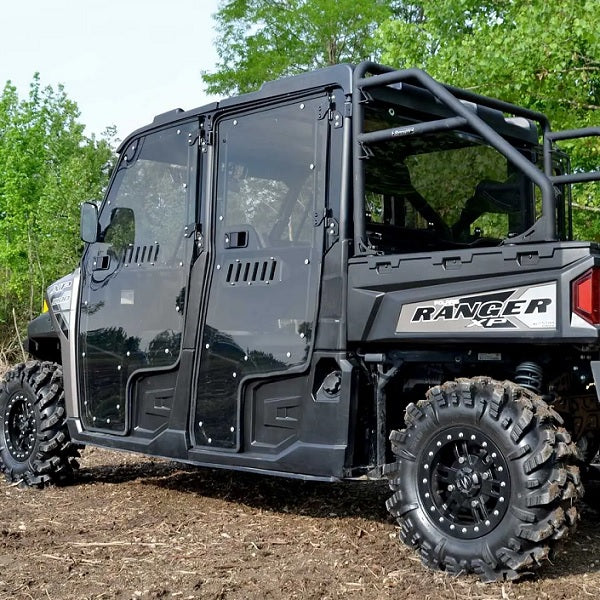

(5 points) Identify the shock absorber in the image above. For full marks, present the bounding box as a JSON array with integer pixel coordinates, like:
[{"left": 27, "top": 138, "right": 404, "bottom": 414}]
[{"left": 515, "top": 361, "right": 544, "bottom": 394}]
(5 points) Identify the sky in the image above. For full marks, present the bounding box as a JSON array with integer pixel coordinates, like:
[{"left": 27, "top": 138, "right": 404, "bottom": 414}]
[{"left": 0, "top": 0, "right": 221, "bottom": 140}]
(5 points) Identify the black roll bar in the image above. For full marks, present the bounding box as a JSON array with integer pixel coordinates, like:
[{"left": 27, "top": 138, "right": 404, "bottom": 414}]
[
  {"left": 547, "top": 126, "right": 600, "bottom": 141},
  {"left": 357, "top": 116, "right": 468, "bottom": 146},
  {"left": 547, "top": 127, "right": 600, "bottom": 185}
]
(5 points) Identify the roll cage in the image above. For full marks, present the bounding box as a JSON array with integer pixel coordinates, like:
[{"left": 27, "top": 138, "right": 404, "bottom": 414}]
[{"left": 351, "top": 61, "right": 600, "bottom": 254}]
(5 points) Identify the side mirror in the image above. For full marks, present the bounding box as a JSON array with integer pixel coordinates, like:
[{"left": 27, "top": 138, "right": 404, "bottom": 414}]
[{"left": 80, "top": 202, "right": 99, "bottom": 243}]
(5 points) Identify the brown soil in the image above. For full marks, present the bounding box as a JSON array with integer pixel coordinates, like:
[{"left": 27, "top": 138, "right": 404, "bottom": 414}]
[{"left": 0, "top": 448, "right": 599, "bottom": 600}]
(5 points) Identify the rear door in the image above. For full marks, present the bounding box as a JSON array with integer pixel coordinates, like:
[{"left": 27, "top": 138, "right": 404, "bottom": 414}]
[
  {"left": 78, "top": 122, "right": 198, "bottom": 433},
  {"left": 193, "top": 96, "right": 329, "bottom": 449}
]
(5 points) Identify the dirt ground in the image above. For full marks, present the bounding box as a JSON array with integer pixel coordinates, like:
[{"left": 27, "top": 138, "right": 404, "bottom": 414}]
[{"left": 0, "top": 447, "right": 597, "bottom": 600}]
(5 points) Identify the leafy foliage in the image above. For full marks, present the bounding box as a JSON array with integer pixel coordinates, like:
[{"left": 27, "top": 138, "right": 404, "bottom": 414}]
[
  {"left": 0, "top": 76, "right": 114, "bottom": 344},
  {"left": 203, "top": 0, "right": 398, "bottom": 95},
  {"left": 376, "top": 0, "right": 600, "bottom": 238}
]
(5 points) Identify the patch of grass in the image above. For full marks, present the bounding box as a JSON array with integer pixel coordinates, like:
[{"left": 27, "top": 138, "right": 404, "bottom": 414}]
[{"left": 0, "top": 335, "right": 21, "bottom": 378}]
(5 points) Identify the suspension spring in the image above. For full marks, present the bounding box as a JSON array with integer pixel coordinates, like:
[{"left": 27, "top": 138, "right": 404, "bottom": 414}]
[{"left": 515, "top": 361, "right": 544, "bottom": 395}]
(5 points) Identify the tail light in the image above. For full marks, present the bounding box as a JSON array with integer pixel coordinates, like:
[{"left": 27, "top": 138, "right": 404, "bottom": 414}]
[{"left": 572, "top": 267, "right": 600, "bottom": 325}]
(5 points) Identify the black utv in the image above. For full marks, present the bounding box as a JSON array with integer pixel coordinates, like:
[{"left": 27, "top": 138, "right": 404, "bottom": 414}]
[{"left": 2, "top": 61, "right": 600, "bottom": 581}]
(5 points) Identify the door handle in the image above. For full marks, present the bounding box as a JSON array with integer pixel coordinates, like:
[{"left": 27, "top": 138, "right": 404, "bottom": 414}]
[
  {"left": 93, "top": 252, "right": 110, "bottom": 270},
  {"left": 224, "top": 230, "right": 248, "bottom": 249}
]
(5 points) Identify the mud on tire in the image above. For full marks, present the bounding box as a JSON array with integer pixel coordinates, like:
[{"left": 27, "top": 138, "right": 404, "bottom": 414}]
[
  {"left": 384, "top": 377, "right": 583, "bottom": 582},
  {"left": 0, "top": 361, "right": 81, "bottom": 488}
]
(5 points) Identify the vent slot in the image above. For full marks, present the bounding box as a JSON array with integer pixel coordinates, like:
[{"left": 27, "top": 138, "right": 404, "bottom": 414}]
[
  {"left": 123, "top": 244, "right": 160, "bottom": 265},
  {"left": 225, "top": 258, "right": 278, "bottom": 284}
]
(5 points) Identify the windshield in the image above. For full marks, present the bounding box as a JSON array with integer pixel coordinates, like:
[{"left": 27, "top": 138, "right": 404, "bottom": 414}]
[{"left": 363, "top": 103, "right": 539, "bottom": 253}]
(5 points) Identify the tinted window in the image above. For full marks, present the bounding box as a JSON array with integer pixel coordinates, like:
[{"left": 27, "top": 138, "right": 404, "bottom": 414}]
[
  {"left": 99, "top": 128, "right": 192, "bottom": 265},
  {"left": 218, "top": 104, "right": 323, "bottom": 247},
  {"left": 364, "top": 104, "right": 536, "bottom": 253}
]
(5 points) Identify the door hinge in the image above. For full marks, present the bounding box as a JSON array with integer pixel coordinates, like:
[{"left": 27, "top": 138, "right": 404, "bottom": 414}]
[
  {"left": 188, "top": 127, "right": 202, "bottom": 146},
  {"left": 325, "top": 217, "right": 339, "bottom": 238},
  {"left": 316, "top": 96, "right": 344, "bottom": 128},
  {"left": 200, "top": 129, "right": 214, "bottom": 153},
  {"left": 316, "top": 99, "right": 330, "bottom": 121},
  {"left": 195, "top": 228, "right": 205, "bottom": 252},
  {"left": 313, "top": 208, "right": 333, "bottom": 227},
  {"left": 183, "top": 223, "right": 197, "bottom": 238},
  {"left": 331, "top": 110, "right": 343, "bottom": 128}
]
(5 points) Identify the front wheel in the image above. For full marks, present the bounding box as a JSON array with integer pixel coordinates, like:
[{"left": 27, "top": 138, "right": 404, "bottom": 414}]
[
  {"left": 0, "top": 361, "right": 81, "bottom": 488},
  {"left": 385, "top": 377, "right": 583, "bottom": 581}
]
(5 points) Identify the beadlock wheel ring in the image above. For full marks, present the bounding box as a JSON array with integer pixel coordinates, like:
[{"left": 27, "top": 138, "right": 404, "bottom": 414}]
[
  {"left": 417, "top": 425, "right": 511, "bottom": 540},
  {"left": 4, "top": 392, "right": 37, "bottom": 463}
]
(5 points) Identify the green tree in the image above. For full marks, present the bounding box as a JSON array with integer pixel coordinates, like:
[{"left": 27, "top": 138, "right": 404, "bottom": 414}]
[
  {"left": 203, "top": 0, "right": 400, "bottom": 95},
  {"left": 206, "top": 1, "right": 600, "bottom": 239},
  {"left": 0, "top": 75, "right": 114, "bottom": 347},
  {"left": 376, "top": 0, "right": 600, "bottom": 238}
]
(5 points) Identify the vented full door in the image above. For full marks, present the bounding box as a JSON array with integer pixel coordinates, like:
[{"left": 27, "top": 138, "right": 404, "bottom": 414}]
[
  {"left": 193, "top": 97, "right": 328, "bottom": 449},
  {"left": 78, "top": 122, "right": 198, "bottom": 433}
]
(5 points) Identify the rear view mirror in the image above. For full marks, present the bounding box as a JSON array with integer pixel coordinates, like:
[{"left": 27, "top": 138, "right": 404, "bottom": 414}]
[{"left": 80, "top": 202, "right": 99, "bottom": 243}]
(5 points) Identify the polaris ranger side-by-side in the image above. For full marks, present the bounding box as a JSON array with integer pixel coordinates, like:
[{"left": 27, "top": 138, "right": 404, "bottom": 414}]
[{"left": 2, "top": 62, "right": 600, "bottom": 581}]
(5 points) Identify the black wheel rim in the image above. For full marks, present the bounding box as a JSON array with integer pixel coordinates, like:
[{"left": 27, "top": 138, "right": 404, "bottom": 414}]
[
  {"left": 4, "top": 392, "right": 37, "bottom": 462},
  {"left": 417, "top": 426, "right": 510, "bottom": 539}
]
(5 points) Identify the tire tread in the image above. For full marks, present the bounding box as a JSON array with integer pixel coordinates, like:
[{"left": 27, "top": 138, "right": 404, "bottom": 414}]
[
  {"left": 0, "top": 361, "right": 80, "bottom": 488},
  {"left": 385, "top": 377, "right": 582, "bottom": 582}
]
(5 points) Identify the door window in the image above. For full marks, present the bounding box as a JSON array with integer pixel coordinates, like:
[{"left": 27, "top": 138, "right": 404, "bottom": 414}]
[{"left": 99, "top": 128, "right": 193, "bottom": 267}]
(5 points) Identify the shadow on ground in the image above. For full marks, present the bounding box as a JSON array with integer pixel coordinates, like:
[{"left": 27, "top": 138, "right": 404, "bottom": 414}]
[
  {"left": 77, "top": 456, "right": 390, "bottom": 522},
  {"left": 147, "top": 468, "right": 600, "bottom": 581}
]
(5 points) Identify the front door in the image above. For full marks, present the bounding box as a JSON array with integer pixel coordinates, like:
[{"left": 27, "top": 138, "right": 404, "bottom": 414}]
[
  {"left": 193, "top": 97, "right": 329, "bottom": 449},
  {"left": 78, "top": 122, "right": 198, "bottom": 433}
]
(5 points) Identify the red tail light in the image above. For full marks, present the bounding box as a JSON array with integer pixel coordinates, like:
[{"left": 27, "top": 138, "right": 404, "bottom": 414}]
[{"left": 572, "top": 267, "right": 600, "bottom": 325}]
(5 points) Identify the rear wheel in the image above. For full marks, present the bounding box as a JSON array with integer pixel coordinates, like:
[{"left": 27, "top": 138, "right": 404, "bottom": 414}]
[
  {"left": 0, "top": 361, "right": 81, "bottom": 488},
  {"left": 385, "top": 377, "right": 583, "bottom": 581}
]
